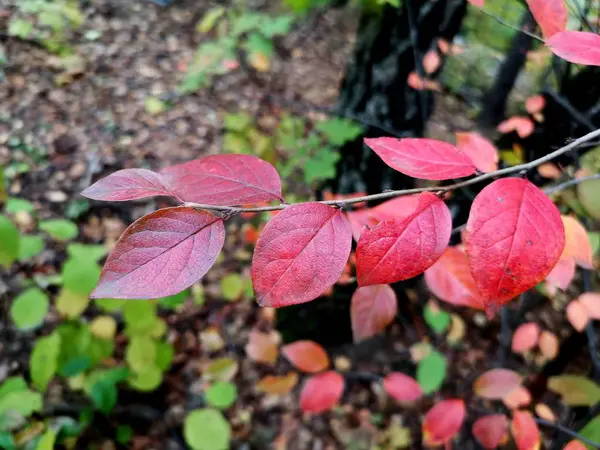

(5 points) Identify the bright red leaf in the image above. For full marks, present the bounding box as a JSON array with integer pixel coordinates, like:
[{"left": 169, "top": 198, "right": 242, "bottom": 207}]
[
  {"left": 82, "top": 168, "right": 172, "bottom": 201},
  {"left": 579, "top": 293, "right": 600, "bottom": 320},
  {"left": 547, "top": 31, "right": 600, "bottom": 66},
  {"left": 497, "top": 116, "right": 535, "bottom": 138},
  {"left": 564, "top": 441, "right": 587, "bottom": 450},
  {"left": 422, "top": 399, "right": 466, "bottom": 447},
  {"left": 383, "top": 372, "right": 423, "bottom": 402},
  {"left": 562, "top": 215, "right": 594, "bottom": 269},
  {"left": 91, "top": 207, "right": 224, "bottom": 299},
  {"left": 511, "top": 410, "right": 541, "bottom": 450},
  {"left": 423, "top": 50, "right": 441, "bottom": 74},
  {"left": 526, "top": 95, "right": 546, "bottom": 115},
  {"left": 364, "top": 137, "right": 476, "bottom": 180},
  {"left": 473, "top": 369, "right": 522, "bottom": 400},
  {"left": 512, "top": 322, "right": 540, "bottom": 353},
  {"left": 351, "top": 285, "right": 398, "bottom": 342},
  {"left": 251, "top": 203, "right": 352, "bottom": 307},
  {"left": 567, "top": 300, "right": 590, "bottom": 332},
  {"left": 526, "top": 0, "right": 567, "bottom": 38},
  {"left": 455, "top": 131, "right": 499, "bottom": 173},
  {"left": 424, "top": 246, "right": 484, "bottom": 309},
  {"left": 160, "top": 154, "right": 282, "bottom": 206},
  {"left": 281, "top": 340, "right": 329, "bottom": 373},
  {"left": 464, "top": 178, "right": 565, "bottom": 316},
  {"left": 472, "top": 414, "right": 509, "bottom": 449},
  {"left": 356, "top": 192, "right": 451, "bottom": 286},
  {"left": 299, "top": 371, "right": 344, "bottom": 413},
  {"left": 544, "top": 256, "right": 576, "bottom": 296}
]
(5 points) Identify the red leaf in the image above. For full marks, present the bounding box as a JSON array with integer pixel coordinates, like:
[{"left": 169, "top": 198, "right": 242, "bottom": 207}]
[
  {"left": 512, "top": 322, "right": 541, "bottom": 354},
  {"left": 526, "top": 0, "right": 567, "bottom": 38},
  {"left": 364, "top": 137, "right": 476, "bottom": 180},
  {"left": 468, "top": 0, "right": 484, "bottom": 6},
  {"left": 504, "top": 386, "right": 532, "bottom": 410},
  {"left": 251, "top": 203, "right": 352, "bottom": 307},
  {"left": 383, "top": 372, "right": 423, "bottom": 402},
  {"left": 547, "top": 31, "right": 600, "bottom": 66},
  {"left": 422, "top": 399, "right": 466, "bottom": 447},
  {"left": 245, "top": 329, "right": 279, "bottom": 365},
  {"left": 579, "top": 293, "right": 600, "bottom": 320},
  {"left": 82, "top": 169, "right": 172, "bottom": 201},
  {"left": 351, "top": 285, "right": 398, "bottom": 342},
  {"left": 423, "top": 50, "right": 441, "bottom": 74},
  {"left": 544, "top": 257, "right": 576, "bottom": 296},
  {"left": 299, "top": 371, "right": 344, "bottom": 413},
  {"left": 562, "top": 215, "right": 593, "bottom": 269},
  {"left": 564, "top": 441, "right": 587, "bottom": 450},
  {"left": 424, "top": 246, "right": 484, "bottom": 309},
  {"left": 281, "top": 340, "right": 329, "bottom": 373},
  {"left": 472, "top": 414, "right": 509, "bottom": 449},
  {"left": 161, "top": 154, "right": 282, "bottom": 206},
  {"left": 356, "top": 192, "right": 451, "bottom": 286},
  {"left": 567, "top": 300, "right": 590, "bottom": 331},
  {"left": 464, "top": 178, "right": 565, "bottom": 316},
  {"left": 455, "top": 132, "right": 499, "bottom": 173},
  {"left": 474, "top": 369, "right": 522, "bottom": 400},
  {"left": 511, "top": 410, "right": 541, "bottom": 450},
  {"left": 526, "top": 95, "right": 546, "bottom": 115},
  {"left": 497, "top": 116, "right": 535, "bottom": 138},
  {"left": 91, "top": 207, "right": 224, "bottom": 299}
]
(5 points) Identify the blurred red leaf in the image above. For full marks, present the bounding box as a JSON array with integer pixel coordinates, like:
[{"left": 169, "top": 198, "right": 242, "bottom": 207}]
[
  {"left": 537, "top": 163, "right": 562, "bottom": 180},
  {"left": 504, "top": 386, "right": 532, "bottom": 410},
  {"left": 564, "top": 441, "right": 587, "bottom": 450},
  {"left": 422, "top": 399, "right": 466, "bottom": 447},
  {"left": 539, "top": 330, "right": 559, "bottom": 360},
  {"left": 423, "top": 50, "right": 441, "bottom": 74},
  {"left": 544, "top": 257, "right": 576, "bottom": 296},
  {"left": 526, "top": 0, "right": 567, "bottom": 38},
  {"left": 351, "top": 285, "right": 398, "bottom": 342},
  {"left": 512, "top": 323, "right": 541, "bottom": 353},
  {"left": 383, "top": 372, "right": 423, "bottom": 403},
  {"left": 438, "top": 39, "right": 450, "bottom": 54},
  {"left": 567, "top": 300, "right": 590, "bottom": 332},
  {"left": 299, "top": 371, "right": 344, "bottom": 413},
  {"left": 256, "top": 373, "right": 298, "bottom": 395},
  {"left": 467, "top": 0, "right": 484, "bottom": 7},
  {"left": 160, "top": 154, "right": 282, "bottom": 206},
  {"left": 562, "top": 215, "right": 593, "bottom": 269},
  {"left": 245, "top": 329, "right": 279, "bottom": 365},
  {"left": 281, "top": 340, "right": 329, "bottom": 373},
  {"left": 424, "top": 246, "right": 484, "bottom": 309},
  {"left": 497, "top": 116, "right": 535, "bottom": 138},
  {"left": 472, "top": 414, "right": 509, "bottom": 449},
  {"left": 511, "top": 410, "right": 541, "bottom": 450},
  {"left": 82, "top": 168, "right": 172, "bottom": 201},
  {"left": 464, "top": 178, "right": 565, "bottom": 317},
  {"left": 91, "top": 207, "right": 224, "bottom": 299},
  {"left": 251, "top": 203, "right": 352, "bottom": 307},
  {"left": 364, "top": 137, "right": 476, "bottom": 180},
  {"left": 356, "top": 192, "right": 451, "bottom": 286},
  {"left": 526, "top": 95, "right": 546, "bottom": 114},
  {"left": 547, "top": 31, "right": 600, "bottom": 66},
  {"left": 474, "top": 369, "right": 522, "bottom": 400},
  {"left": 455, "top": 132, "right": 499, "bottom": 173},
  {"left": 579, "top": 293, "right": 600, "bottom": 320}
]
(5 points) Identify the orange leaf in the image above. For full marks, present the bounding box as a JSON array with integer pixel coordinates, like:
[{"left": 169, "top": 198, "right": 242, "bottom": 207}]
[
  {"left": 423, "top": 50, "right": 441, "bottom": 74},
  {"left": 562, "top": 215, "right": 593, "bottom": 269},
  {"left": 256, "top": 373, "right": 298, "bottom": 395},
  {"left": 544, "top": 257, "right": 576, "bottom": 296},
  {"left": 504, "top": 386, "right": 532, "bottom": 410},
  {"left": 537, "top": 163, "right": 562, "bottom": 179},
  {"left": 351, "top": 285, "right": 398, "bottom": 342},
  {"left": 526, "top": 95, "right": 546, "bottom": 114},
  {"left": 579, "top": 293, "right": 600, "bottom": 320},
  {"left": 511, "top": 410, "right": 541, "bottom": 450},
  {"left": 512, "top": 322, "right": 540, "bottom": 353},
  {"left": 245, "top": 329, "right": 279, "bottom": 365},
  {"left": 538, "top": 330, "right": 559, "bottom": 360},
  {"left": 567, "top": 300, "right": 590, "bottom": 332},
  {"left": 564, "top": 440, "right": 587, "bottom": 450},
  {"left": 422, "top": 399, "right": 466, "bottom": 447},
  {"left": 455, "top": 131, "right": 499, "bottom": 173},
  {"left": 281, "top": 340, "right": 329, "bottom": 373},
  {"left": 474, "top": 369, "right": 522, "bottom": 400},
  {"left": 472, "top": 414, "right": 509, "bottom": 449},
  {"left": 438, "top": 39, "right": 450, "bottom": 55},
  {"left": 299, "top": 371, "right": 344, "bottom": 413},
  {"left": 383, "top": 372, "right": 423, "bottom": 402},
  {"left": 534, "top": 403, "right": 556, "bottom": 422},
  {"left": 497, "top": 116, "right": 535, "bottom": 138}
]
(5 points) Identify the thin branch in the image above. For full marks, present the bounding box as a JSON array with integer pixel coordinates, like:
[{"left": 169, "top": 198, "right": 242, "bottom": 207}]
[
  {"left": 569, "top": 0, "right": 598, "bottom": 33},
  {"left": 478, "top": 8, "right": 544, "bottom": 42},
  {"left": 544, "top": 173, "right": 600, "bottom": 195},
  {"left": 536, "top": 417, "right": 600, "bottom": 449},
  {"left": 184, "top": 128, "right": 600, "bottom": 214}
]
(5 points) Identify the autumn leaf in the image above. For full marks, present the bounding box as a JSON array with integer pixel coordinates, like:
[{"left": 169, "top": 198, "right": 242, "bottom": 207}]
[
  {"left": 497, "top": 116, "right": 535, "bottom": 138},
  {"left": 245, "top": 329, "right": 279, "bottom": 365},
  {"left": 299, "top": 371, "right": 344, "bottom": 413},
  {"left": 472, "top": 414, "right": 509, "bottom": 449},
  {"left": 503, "top": 386, "right": 532, "bottom": 410},
  {"left": 422, "top": 399, "right": 466, "bottom": 447},
  {"left": 351, "top": 285, "right": 398, "bottom": 342},
  {"left": 512, "top": 322, "right": 540, "bottom": 354},
  {"left": 82, "top": 168, "right": 172, "bottom": 201},
  {"left": 526, "top": 0, "right": 567, "bottom": 38},
  {"left": 423, "top": 50, "right": 441, "bottom": 74},
  {"left": 547, "top": 31, "right": 600, "bottom": 66},
  {"left": 567, "top": 300, "right": 590, "bottom": 332},
  {"left": 548, "top": 375, "right": 600, "bottom": 406},
  {"left": 562, "top": 215, "right": 593, "bottom": 269},
  {"left": 383, "top": 373, "right": 423, "bottom": 403},
  {"left": 256, "top": 373, "right": 298, "bottom": 395},
  {"left": 455, "top": 132, "right": 499, "bottom": 173},
  {"left": 525, "top": 95, "right": 546, "bottom": 114},
  {"left": 544, "top": 257, "right": 576, "bottom": 296},
  {"left": 473, "top": 369, "right": 522, "bottom": 400},
  {"left": 538, "top": 330, "right": 559, "bottom": 360},
  {"left": 579, "top": 293, "right": 600, "bottom": 320},
  {"left": 281, "top": 340, "right": 329, "bottom": 373},
  {"left": 511, "top": 410, "right": 540, "bottom": 450}
]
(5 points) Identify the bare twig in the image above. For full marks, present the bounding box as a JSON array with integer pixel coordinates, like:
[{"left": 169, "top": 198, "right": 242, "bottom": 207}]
[
  {"left": 478, "top": 8, "right": 544, "bottom": 42},
  {"left": 184, "top": 128, "right": 600, "bottom": 214},
  {"left": 569, "top": 0, "right": 598, "bottom": 33},
  {"left": 544, "top": 173, "right": 600, "bottom": 195}
]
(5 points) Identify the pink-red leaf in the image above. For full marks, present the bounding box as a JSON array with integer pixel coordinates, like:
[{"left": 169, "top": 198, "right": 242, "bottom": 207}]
[
  {"left": 468, "top": 0, "right": 484, "bottom": 6},
  {"left": 526, "top": 95, "right": 546, "bottom": 115},
  {"left": 464, "top": 178, "right": 565, "bottom": 316},
  {"left": 251, "top": 203, "right": 352, "bottom": 307},
  {"left": 351, "top": 285, "right": 398, "bottom": 342},
  {"left": 567, "top": 300, "right": 590, "bottom": 332},
  {"left": 82, "top": 168, "right": 172, "bottom": 201},
  {"left": 281, "top": 340, "right": 329, "bottom": 373},
  {"left": 472, "top": 414, "right": 509, "bottom": 449},
  {"left": 364, "top": 137, "right": 476, "bottom": 180},
  {"left": 504, "top": 386, "right": 532, "bottom": 410},
  {"left": 473, "top": 369, "right": 522, "bottom": 400},
  {"left": 383, "top": 372, "right": 423, "bottom": 402},
  {"left": 422, "top": 399, "right": 466, "bottom": 447},
  {"left": 91, "top": 207, "right": 224, "bottom": 299},
  {"left": 356, "top": 192, "right": 451, "bottom": 286},
  {"left": 512, "top": 322, "right": 541, "bottom": 354},
  {"left": 161, "top": 154, "right": 282, "bottom": 206},
  {"left": 423, "top": 50, "right": 441, "bottom": 74},
  {"left": 245, "top": 329, "right": 279, "bottom": 365},
  {"left": 547, "top": 31, "right": 600, "bottom": 66},
  {"left": 544, "top": 256, "right": 576, "bottom": 296},
  {"left": 299, "top": 371, "right": 344, "bottom": 413},
  {"left": 564, "top": 441, "right": 587, "bottom": 450},
  {"left": 424, "top": 246, "right": 484, "bottom": 309},
  {"left": 497, "top": 116, "right": 535, "bottom": 138},
  {"left": 455, "top": 132, "right": 499, "bottom": 173},
  {"left": 562, "top": 215, "right": 594, "bottom": 269},
  {"left": 526, "top": 0, "right": 567, "bottom": 38},
  {"left": 579, "top": 293, "right": 600, "bottom": 320},
  {"left": 539, "top": 330, "right": 559, "bottom": 360},
  {"left": 511, "top": 410, "right": 541, "bottom": 450}
]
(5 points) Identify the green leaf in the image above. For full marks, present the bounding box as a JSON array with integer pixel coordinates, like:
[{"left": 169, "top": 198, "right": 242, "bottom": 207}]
[
  {"left": 0, "top": 215, "right": 19, "bottom": 268},
  {"left": 589, "top": 231, "right": 600, "bottom": 255},
  {"left": 123, "top": 301, "right": 157, "bottom": 335},
  {"left": 0, "top": 378, "right": 27, "bottom": 399},
  {"left": 548, "top": 375, "right": 600, "bottom": 406},
  {"left": 8, "top": 19, "right": 33, "bottom": 38},
  {"left": 205, "top": 382, "right": 237, "bottom": 409},
  {"left": 5, "top": 198, "right": 35, "bottom": 214},
  {"left": 303, "top": 149, "right": 340, "bottom": 184},
  {"left": 84, "top": 367, "right": 129, "bottom": 395},
  {"left": 56, "top": 288, "right": 90, "bottom": 319},
  {"left": 155, "top": 341, "right": 174, "bottom": 372},
  {"left": 424, "top": 303, "right": 451, "bottom": 335},
  {"left": 61, "top": 258, "right": 100, "bottom": 296},
  {"left": 127, "top": 365, "right": 162, "bottom": 392},
  {"left": 223, "top": 113, "right": 252, "bottom": 132},
  {"left": 184, "top": 409, "right": 231, "bottom": 450},
  {"left": 159, "top": 289, "right": 189, "bottom": 309},
  {"left": 66, "top": 243, "right": 107, "bottom": 262},
  {"left": 231, "top": 13, "right": 263, "bottom": 36},
  {"left": 116, "top": 425, "right": 133, "bottom": 445},
  {"left": 220, "top": 273, "right": 244, "bottom": 301},
  {"left": 10, "top": 288, "right": 49, "bottom": 330},
  {"left": 94, "top": 298, "right": 125, "bottom": 313},
  {"left": 88, "top": 337, "right": 115, "bottom": 365},
  {"left": 245, "top": 32, "right": 273, "bottom": 59},
  {"left": 0, "top": 432, "right": 16, "bottom": 450},
  {"left": 580, "top": 415, "right": 600, "bottom": 450},
  {"left": 39, "top": 219, "right": 78, "bottom": 241},
  {"left": 578, "top": 179, "right": 600, "bottom": 220},
  {"left": 416, "top": 349, "right": 447, "bottom": 395},
  {"left": 89, "top": 380, "right": 117, "bottom": 415},
  {"left": 261, "top": 15, "right": 294, "bottom": 37},
  {"left": 18, "top": 235, "right": 44, "bottom": 261},
  {"left": 144, "top": 97, "right": 167, "bottom": 115},
  {"left": 0, "top": 381, "right": 42, "bottom": 419},
  {"left": 35, "top": 429, "right": 57, "bottom": 450},
  {"left": 204, "top": 357, "right": 239, "bottom": 382},
  {"left": 30, "top": 332, "right": 61, "bottom": 392},
  {"left": 126, "top": 336, "right": 157, "bottom": 372},
  {"left": 197, "top": 7, "right": 225, "bottom": 33},
  {"left": 56, "top": 324, "right": 93, "bottom": 377},
  {"left": 315, "top": 118, "right": 362, "bottom": 146}
]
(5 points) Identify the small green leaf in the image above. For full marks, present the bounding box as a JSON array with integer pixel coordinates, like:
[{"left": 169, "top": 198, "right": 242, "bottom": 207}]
[
  {"left": 261, "top": 15, "right": 294, "bottom": 37},
  {"left": 89, "top": 380, "right": 117, "bottom": 414},
  {"left": 94, "top": 298, "right": 125, "bottom": 312},
  {"left": 56, "top": 324, "right": 93, "bottom": 377},
  {"left": 10, "top": 288, "right": 49, "bottom": 330},
  {"left": 578, "top": 179, "right": 600, "bottom": 220},
  {"left": 589, "top": 231, "right": 600, "bottom": 255},
  {"left": 197, "top": 7, "right": 225, "bottom": 33},
  {"left": 416, "top": 349, "right": 447, "bottom": 395},
  {"left": 5, "top": 198, "right": 35, "bottom": 214},
  {"left": 35, "top": 429, "right": 57, "bottom": 450},
  {"left": 30, "top": 332, "right": 61, "bottom": 392},
  {"left": 205, "top": 382, "right": 237, "bottom": 409},
  {"left": 580, "top": 415, "right": 600, "bottom": 450},
  {"left": 245, "top": 33, "right": 273, "bottom": 59},
  {"left": 18, "top": 235, "right": 44, "bottom": 261},
  {"left": 61, "top": 258, "right": 100, "bottom": 296},
  {"left": 66, "top": 243, "right": 107, "bottom": 262},
  {"left": 128, "top": 365, "right": 162, "bottom": 392},
  {"left": 424, "top": 303, "right": 451, "bottom": 335},
  {"left": 116, "top": 425, "right": 133, "bottom": 445},
  {"left": 144, "top": 97, "right": 167, "bottom": 115},
  {"left": 315, "top": 118, "right": 362, "bottom": 146},
  {"left": 39, "top": 219, "right": 78, "bottom": 241},
  {"left": 8, "top": 19, "right": 33, "bottom": 38},
  {"left": 159, "top": 289, "right": 189, "bottom": 309},
  {"left": 126, "top": 336, "right": 157, "bottom": 372},
  {"left": 0, "top": 382, "right": 42, "bottom": 419},
  {"left": 548, "top": 375, "right": 600, "bottom": 406},
  {"left": 184, "top": 409, "right": 231, "bottom": 450},
  {"left": 224, "top": 113, "right": 252, "bottom": 132},
  {"left": 56, "top": 288, "right": 90, "bottom": 319},
  {"left": 123, "top": 301, "right": 157, "bottom": 335},
  {"left": 204, "top": 357, "right": 239, "bottom": 382},
  {"left": 220, "top": 273, "right": 244, "bottom": 301},
  {"left": 0, "top": 432, "right": 16, "bottom": 450},
  {"left": 155, "top": 341, "right": 174, "bottom": 372},
  {"left": 0, "top": 215, "right": 19, "bottom": 268}
]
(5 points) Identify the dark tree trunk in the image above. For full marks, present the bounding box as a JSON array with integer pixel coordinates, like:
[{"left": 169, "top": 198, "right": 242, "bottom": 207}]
[{"left": 477, "top": 10, "right": 536, "bottom": 130}]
